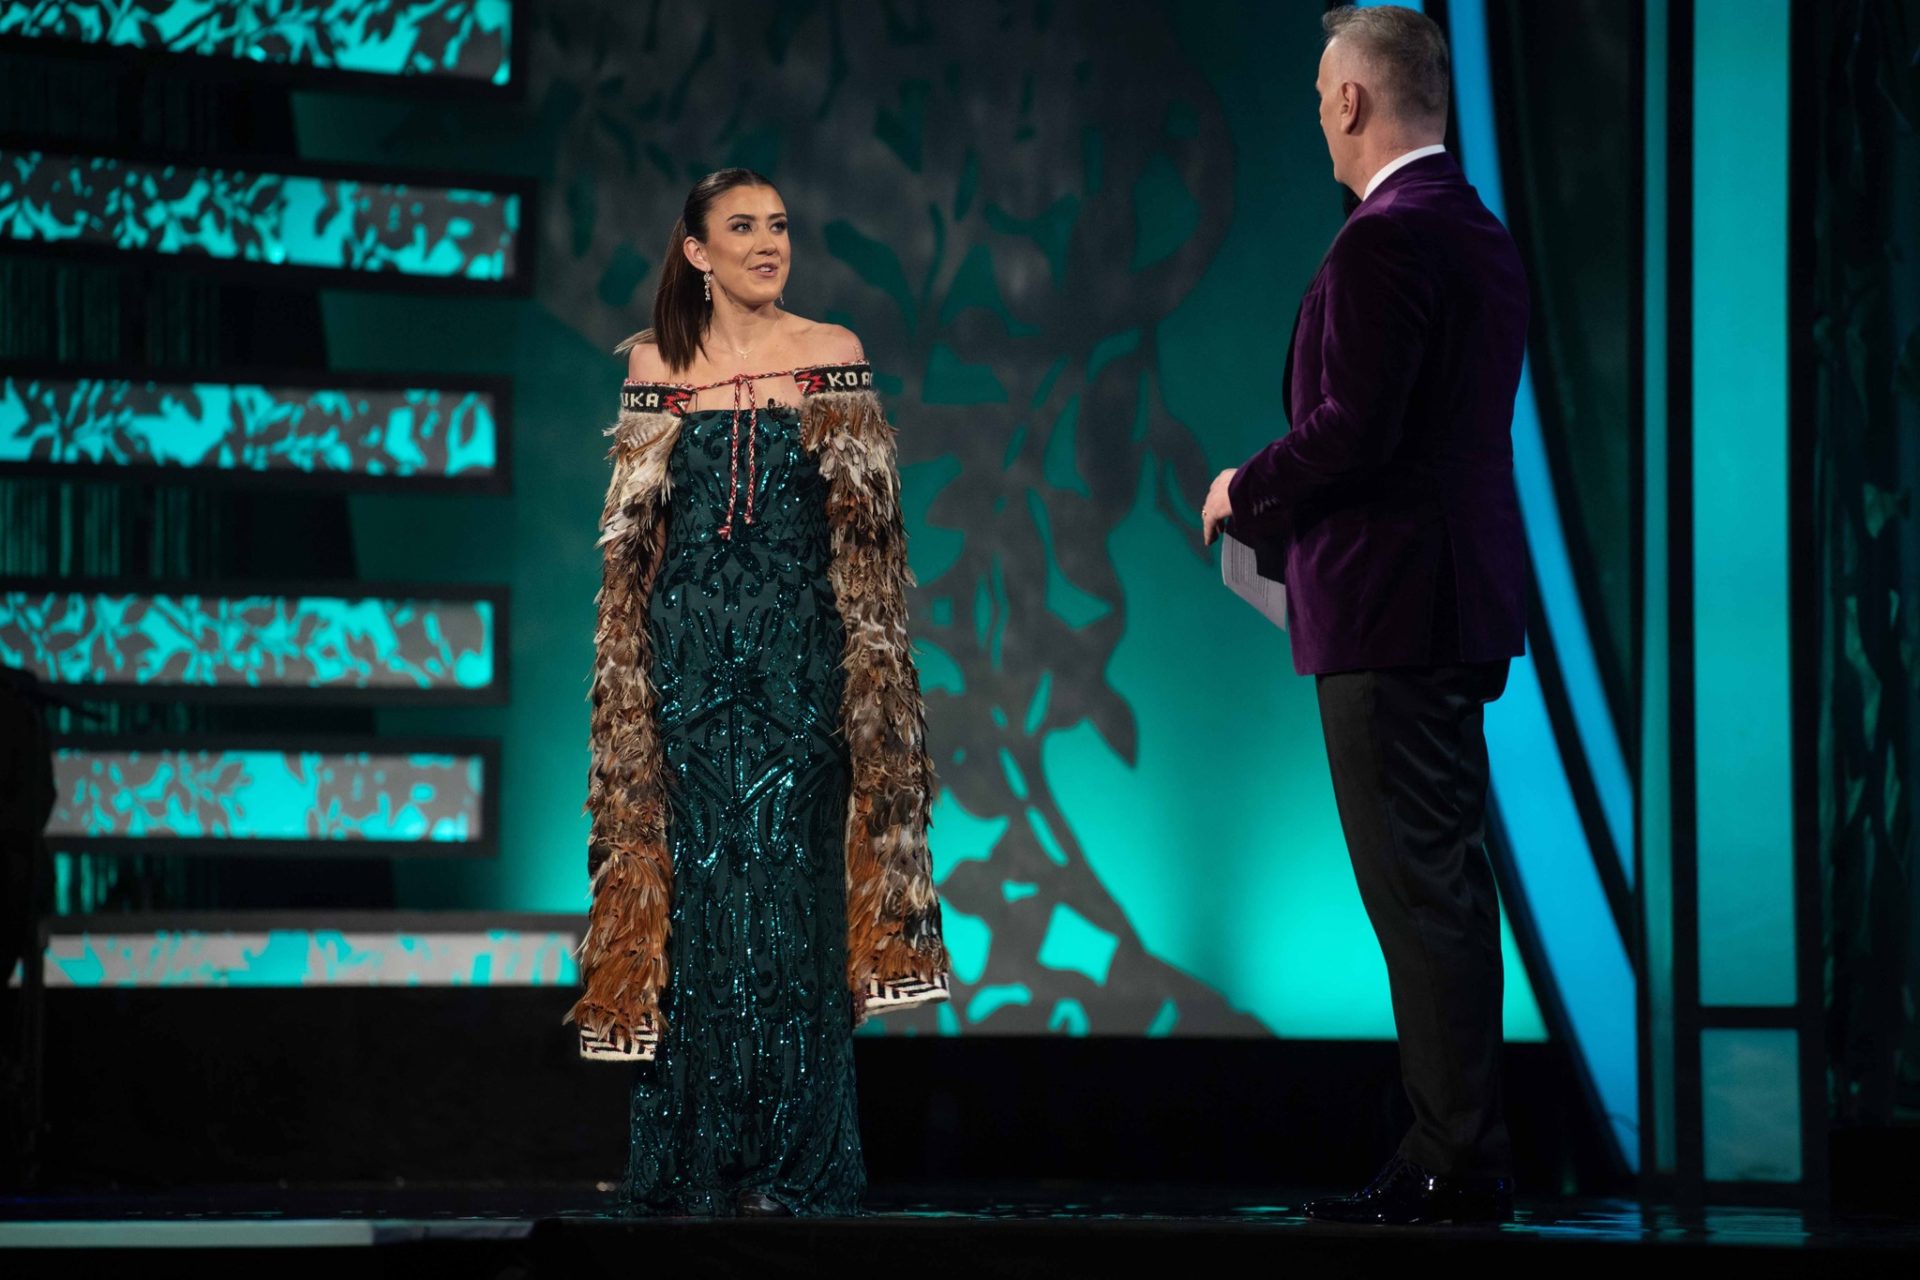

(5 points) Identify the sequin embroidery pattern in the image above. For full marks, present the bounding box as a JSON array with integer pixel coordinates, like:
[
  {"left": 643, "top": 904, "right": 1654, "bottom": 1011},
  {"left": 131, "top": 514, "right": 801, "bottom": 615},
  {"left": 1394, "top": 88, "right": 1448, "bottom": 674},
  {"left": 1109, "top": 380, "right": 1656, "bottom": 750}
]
[{"left": 623, "top": 402, "right": 864, "bottom": 1216}]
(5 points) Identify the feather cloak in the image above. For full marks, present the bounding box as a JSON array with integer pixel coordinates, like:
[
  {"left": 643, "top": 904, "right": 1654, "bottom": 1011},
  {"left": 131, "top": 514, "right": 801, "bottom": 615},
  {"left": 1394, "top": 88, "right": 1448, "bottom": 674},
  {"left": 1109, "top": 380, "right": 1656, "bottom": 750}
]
[{"left": 567, "top": 363, "right": 950, "bottom": 1061}]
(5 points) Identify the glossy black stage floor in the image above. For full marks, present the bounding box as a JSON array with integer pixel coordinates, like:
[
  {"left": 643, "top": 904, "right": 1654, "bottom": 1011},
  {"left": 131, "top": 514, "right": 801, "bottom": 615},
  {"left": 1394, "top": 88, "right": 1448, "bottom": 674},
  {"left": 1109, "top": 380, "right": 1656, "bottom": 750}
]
[
  {"left": 3, "top": 1185, "right": 1919, "bottom": 1278},
  {"left": 12, "top": 991, "right": 1920, "bottom": 1274}
]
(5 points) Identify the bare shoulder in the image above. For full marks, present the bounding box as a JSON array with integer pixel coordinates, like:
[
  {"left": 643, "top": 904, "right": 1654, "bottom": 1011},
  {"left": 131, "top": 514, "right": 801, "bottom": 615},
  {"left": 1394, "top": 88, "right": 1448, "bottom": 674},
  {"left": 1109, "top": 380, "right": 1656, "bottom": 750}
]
[
  {"left": 624, "top": 340, "right": 672, "bottom": 383},
  {"left": 788, "top": 317, "right": 867, "bottom": 368}
]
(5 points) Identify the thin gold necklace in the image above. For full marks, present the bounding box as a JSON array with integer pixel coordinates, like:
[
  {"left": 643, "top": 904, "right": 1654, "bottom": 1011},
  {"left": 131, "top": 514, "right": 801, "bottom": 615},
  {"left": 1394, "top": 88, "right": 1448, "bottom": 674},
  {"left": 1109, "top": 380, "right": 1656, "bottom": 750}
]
[{"left": 712, "top": 322, "right": 759, "bottom": 360}]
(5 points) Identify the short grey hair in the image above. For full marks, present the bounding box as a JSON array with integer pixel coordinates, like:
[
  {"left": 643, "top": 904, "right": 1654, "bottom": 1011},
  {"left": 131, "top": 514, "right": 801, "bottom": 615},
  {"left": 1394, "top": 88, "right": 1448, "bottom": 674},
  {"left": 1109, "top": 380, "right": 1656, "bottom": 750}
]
[{"left": 1322, "top": 4, "right": 1451, "bottom": 126}]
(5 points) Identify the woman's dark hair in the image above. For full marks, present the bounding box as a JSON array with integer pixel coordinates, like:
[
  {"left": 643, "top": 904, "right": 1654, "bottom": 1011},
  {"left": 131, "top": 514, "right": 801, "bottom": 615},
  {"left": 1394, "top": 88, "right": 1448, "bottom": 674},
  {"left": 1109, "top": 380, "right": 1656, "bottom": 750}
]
[{"left": 616, "top": 167, "right": 777, "bottom": 373}]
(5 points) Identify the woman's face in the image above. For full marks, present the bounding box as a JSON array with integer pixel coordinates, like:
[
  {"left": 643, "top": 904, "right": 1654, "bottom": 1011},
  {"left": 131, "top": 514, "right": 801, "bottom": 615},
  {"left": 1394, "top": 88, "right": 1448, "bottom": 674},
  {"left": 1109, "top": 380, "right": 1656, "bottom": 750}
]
[{"left": 686, "top": 184, "right": 789, "bottom": 308}]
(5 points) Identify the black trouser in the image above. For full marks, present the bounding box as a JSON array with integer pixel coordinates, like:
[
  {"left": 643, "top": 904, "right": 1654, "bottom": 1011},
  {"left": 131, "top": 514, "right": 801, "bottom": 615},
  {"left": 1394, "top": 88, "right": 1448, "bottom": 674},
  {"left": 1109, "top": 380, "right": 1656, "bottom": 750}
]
[{"left": 1315, "top": 659, "right": 1513, "bottom": 1179}]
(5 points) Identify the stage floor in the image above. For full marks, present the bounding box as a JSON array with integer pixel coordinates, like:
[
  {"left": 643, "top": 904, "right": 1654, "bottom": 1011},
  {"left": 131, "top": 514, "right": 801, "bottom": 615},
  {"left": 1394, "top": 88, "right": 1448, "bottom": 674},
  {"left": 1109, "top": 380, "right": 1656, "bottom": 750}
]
[{"left": 2, "top": 1185, "right": 1917, "bottom": 1277}]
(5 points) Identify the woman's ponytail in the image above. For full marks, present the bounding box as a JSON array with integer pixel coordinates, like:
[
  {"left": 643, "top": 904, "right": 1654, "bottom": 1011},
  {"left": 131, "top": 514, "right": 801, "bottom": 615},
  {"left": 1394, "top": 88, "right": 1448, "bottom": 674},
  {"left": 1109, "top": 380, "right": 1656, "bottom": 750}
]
[{"left": 613, "top": 169, "right": 775, "bottom": 375}]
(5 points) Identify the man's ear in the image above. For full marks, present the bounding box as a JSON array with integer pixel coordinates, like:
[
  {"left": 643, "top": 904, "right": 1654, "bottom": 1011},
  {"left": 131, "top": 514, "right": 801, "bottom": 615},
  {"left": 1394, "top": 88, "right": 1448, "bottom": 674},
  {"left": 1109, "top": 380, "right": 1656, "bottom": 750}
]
[{"left": 1341, "top": 81, "right": 1363, "bottom": 135}]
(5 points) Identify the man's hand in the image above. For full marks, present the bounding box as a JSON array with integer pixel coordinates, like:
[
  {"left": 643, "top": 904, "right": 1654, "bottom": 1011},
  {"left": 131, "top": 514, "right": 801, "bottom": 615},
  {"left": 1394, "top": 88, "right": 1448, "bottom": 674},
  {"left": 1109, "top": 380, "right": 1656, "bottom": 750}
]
[{"left": 1202, "top": 468, "right": 1237, "bottom": 546}]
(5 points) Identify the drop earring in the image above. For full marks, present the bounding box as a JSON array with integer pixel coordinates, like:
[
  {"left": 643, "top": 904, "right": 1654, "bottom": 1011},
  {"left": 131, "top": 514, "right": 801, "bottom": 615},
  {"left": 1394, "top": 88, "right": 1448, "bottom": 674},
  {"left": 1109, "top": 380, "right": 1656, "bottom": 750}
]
[{"left": 703, "top": 272, "right": 712, "bottom": 303}]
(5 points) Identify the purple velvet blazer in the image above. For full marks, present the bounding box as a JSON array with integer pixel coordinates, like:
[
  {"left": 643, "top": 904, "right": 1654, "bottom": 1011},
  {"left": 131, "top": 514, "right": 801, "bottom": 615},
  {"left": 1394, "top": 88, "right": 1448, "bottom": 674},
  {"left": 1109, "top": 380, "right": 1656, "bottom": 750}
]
[{"left": 1228, "top": 152, "right": 1529, "bottom": 676}]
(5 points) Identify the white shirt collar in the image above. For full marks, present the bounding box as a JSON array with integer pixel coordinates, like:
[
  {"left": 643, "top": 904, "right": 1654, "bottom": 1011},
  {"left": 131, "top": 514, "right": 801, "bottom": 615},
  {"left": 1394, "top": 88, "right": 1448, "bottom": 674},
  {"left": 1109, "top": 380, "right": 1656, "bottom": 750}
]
[{"left": 1362, "top": 144, "right": 1448, "bottom": 202}]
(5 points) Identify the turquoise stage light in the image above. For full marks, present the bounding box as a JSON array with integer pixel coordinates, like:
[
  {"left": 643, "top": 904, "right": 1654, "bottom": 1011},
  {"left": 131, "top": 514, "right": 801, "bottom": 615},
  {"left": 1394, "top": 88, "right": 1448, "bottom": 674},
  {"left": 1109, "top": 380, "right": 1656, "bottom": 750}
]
[
  {"left": 20, "top": 917, "right": 578, "bottom": 988},
  {"left": 0, "top": 0, "right": 514, "bottom": 86},
  {"left": 0, "top": 149, "right": 522, "bottom": 282},
  {"left": 0, "top": 373, "right": 501, "bottom": 483},
  {"left": 1688, "top": 0, "right": 1804, "bottom": 1189},
  {"left": 1448, "top": 0, "right": 1640, "bottom": 1170},
  {"left": 50, "top": 745, "right": 489, "bottom": 847},
  {"left": 1691, "top": 0, "right": 1794, "bottom": 1013},
  {"left": 0, "top": 586, "right": 501, "bottom": 698}
]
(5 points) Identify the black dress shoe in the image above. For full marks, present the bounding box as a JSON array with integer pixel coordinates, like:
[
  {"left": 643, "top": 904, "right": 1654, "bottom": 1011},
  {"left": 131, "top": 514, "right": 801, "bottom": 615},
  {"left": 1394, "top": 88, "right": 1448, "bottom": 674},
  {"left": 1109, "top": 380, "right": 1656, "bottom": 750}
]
[
  {"left": 735, "top": 1191, "right": 793, "bottom": 1217},
  {"left": 1304, "top": 1155, "right": 1514, "bottom": 1226}
]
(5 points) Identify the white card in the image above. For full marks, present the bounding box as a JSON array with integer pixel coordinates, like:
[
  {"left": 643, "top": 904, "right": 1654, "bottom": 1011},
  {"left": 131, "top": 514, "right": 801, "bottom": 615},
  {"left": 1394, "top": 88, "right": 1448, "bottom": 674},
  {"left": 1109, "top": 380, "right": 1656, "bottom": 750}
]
[{"left": 1221, "top": 532, "right": 1287, "bottom": 631}]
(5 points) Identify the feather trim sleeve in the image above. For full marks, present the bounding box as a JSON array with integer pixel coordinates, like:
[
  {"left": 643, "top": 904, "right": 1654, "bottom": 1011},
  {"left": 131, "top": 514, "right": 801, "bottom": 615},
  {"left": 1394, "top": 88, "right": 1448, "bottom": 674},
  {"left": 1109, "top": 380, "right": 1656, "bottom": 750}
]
[
  {"left": 566, "top": 401, "right": 683, "bottom": 1061},
  {"left": 805, "top": 380, "right": 951, "bottom": 1017}
]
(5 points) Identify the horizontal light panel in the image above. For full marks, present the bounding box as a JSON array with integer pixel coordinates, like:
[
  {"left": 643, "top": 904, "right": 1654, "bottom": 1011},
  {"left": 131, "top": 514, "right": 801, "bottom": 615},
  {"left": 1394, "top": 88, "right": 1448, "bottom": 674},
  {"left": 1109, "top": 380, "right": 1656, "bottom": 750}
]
[
  {"left": 13, "top": 914, "right": 579, "bottom": 987},
  {"left": 0, "top": 0, "right": 515, "bottom": 86},
  {"left": 50, "top": 740, "right": 493, "bottom": 854},
  {"left": 0, "top": 370, "right": 503, "bottom": 485},
  {"left": 0, "top": 149, "right": 523, "bottom": 284},
  {"left": 0, "top": 582, "right": 504, "bottom": 702}
]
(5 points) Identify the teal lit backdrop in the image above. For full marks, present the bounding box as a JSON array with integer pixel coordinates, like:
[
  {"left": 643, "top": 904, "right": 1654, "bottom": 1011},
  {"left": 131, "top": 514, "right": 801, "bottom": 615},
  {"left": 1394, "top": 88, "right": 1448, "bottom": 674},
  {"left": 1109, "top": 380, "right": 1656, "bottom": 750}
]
[
  {"left": 3, "top": 0, "right": 1911, "bottom": 1209},
  {"left": 0, "top": 149, "right": 522, "bottom": 281},
  {"left": 50, "top": 746, "right": 486, "bottom": 844},
  {"left": 0, "top": 373, "right": 502, "bottom": 480},
  {"left": 286, "top": 0, "right": 1555, "bottom": 1046},
  {"left": 0, "top": 588, "right": 498, "bottom": 694},
  {"left": 0, "top": 0, "right": 514, "bottom": 85}
]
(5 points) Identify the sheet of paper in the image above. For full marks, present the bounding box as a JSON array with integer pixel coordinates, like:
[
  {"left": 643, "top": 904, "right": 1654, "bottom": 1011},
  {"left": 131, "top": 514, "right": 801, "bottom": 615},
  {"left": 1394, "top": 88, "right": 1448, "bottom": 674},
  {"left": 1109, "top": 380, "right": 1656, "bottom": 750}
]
[{"left": 1221, "top": 531, "right": 1287, "bottom": 630}]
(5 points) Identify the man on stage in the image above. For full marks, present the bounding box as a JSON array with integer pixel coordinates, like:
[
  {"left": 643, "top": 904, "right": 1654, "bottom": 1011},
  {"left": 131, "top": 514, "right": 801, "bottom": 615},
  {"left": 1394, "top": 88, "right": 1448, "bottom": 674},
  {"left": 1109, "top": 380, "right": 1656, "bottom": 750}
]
[{"left": 1202, "top": 4, "right": 1529, "bottom": 1226}]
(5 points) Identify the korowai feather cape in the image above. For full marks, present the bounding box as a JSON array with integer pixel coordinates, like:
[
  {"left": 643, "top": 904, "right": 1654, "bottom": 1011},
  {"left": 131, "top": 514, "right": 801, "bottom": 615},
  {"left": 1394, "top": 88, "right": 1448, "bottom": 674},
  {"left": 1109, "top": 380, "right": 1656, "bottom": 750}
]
[{"left": 566, "top": 362, "right": 950, "bottom": 1061}]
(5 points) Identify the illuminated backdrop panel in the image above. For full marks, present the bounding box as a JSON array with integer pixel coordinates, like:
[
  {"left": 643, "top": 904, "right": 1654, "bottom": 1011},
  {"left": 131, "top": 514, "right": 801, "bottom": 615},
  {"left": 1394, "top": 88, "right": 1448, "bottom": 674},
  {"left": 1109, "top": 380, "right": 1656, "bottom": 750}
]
[
  {"left": 0, "top": 584, "right": 501, "bottom": 698},
  {"left": 300, "top": 0, "right": 1552, "bottom": 1047},
  {"left": 0, "top": 0, "right": 1836, "bottom": 1205},
  {"left": 50, "top": 743, "right": 491, "bottom": 851},
  {"left": 1686, "top": 0, "right": 1809, "bottom": 1191},
  {"left": 0, "top": 371, "right": 502, "bottom": 484},
  {"left": 0, "top": 148, "right": 523, "bottom": 283},
  {"left": 28, "top": 915, "right": 575, "bottom": 988},
  {"left": 0, "top": 0, "right": 514, "bottom": 86}
]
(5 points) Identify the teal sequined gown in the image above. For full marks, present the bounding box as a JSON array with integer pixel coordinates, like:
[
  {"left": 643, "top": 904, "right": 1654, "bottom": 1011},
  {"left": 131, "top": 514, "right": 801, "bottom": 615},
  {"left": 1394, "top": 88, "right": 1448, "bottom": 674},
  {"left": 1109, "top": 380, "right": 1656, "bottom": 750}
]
[{"left": 624, "top": 403, "right": 866, "bottom": 1216}]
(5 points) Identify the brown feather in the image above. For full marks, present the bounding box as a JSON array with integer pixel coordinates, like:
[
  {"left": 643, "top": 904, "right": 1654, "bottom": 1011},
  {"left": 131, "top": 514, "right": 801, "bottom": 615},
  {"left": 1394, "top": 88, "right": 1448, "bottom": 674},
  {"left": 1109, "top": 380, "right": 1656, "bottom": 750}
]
[
  {"left": 565, "top": 410, "right": 681, "bottom": 1045},
  {"left": 570, "top": 385, "right": 949, "bottom": 1056},
  {"left": 808, "top": 389, "right": 950, "bottom": 1001}
]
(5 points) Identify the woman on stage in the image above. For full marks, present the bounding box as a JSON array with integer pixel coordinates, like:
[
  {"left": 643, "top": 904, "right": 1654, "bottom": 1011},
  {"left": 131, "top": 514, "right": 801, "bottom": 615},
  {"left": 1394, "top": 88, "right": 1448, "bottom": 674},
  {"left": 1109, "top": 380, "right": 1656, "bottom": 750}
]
[{"left": 566, "top": 168, "right": 950, "bottom": 1217}]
